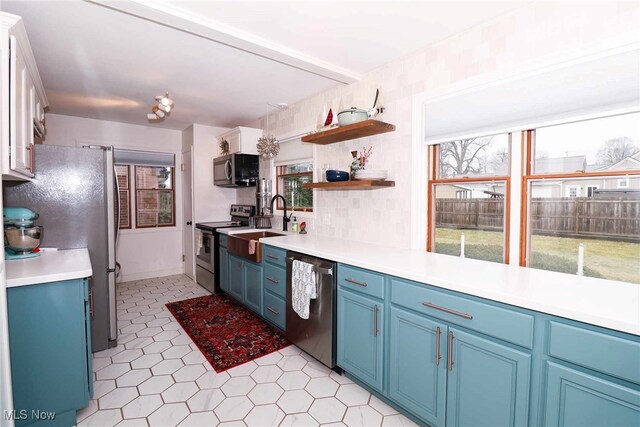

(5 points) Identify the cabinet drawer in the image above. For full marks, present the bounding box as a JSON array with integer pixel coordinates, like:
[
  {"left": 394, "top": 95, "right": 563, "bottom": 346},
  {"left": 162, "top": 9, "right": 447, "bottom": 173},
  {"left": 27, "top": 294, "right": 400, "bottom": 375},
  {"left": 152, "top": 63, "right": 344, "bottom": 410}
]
[
  {"left": 548, "top": 321, "right": 640, "bottom": 385},
  {"left": 263, "top": 263, "right": 286, "bottom": 299},
  {"left": 219, "top": 234, "right": 228, "bottom": 248},
  {"left": 263, "top": 245, "right": 286, "bottom": 267},
  {"left": 338, "top": 264, "right": 385, "bottom": 300},
  {"left": 263, "top": 292, "right": 285, "bottom": 330},
  {"left": 391, "top": 277, "right": 534, "bottom": 349}
]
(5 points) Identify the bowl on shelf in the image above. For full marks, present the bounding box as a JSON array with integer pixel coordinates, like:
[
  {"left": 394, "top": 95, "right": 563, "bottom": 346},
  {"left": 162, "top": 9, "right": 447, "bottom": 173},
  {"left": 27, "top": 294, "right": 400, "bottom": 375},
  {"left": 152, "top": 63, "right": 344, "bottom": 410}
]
[
  {"left": 354, "top": 169, "right": 388, "bottom": 180},
  {"left": 326, "top": 170, "right": 350, "bottom": 182}
]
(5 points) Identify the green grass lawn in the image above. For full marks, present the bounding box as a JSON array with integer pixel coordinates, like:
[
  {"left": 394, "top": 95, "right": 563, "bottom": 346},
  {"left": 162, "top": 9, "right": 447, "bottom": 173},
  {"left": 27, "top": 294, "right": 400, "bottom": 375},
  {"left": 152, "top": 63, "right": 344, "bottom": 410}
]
[{"left": 435, "top": 228, "right": 640, "bottom": 284}]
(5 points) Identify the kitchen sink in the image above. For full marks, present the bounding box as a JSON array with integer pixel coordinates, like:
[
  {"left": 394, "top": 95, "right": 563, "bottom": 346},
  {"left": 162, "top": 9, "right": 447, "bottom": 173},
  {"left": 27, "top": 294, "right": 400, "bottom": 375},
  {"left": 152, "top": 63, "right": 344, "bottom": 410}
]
[{"left": 227, "top": 231, "right": 286, "bottom": 263}]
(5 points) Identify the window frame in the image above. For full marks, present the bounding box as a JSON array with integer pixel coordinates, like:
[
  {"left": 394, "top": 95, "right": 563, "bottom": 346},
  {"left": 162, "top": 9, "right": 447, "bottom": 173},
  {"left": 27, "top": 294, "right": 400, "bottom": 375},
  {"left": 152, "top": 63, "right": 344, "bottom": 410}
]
[
  {"left": 427, "top": 134, "right": 512, "bottom": 264},
  {"left": 519, "top": 128, "right": 640, "bottom": 267},
  {"left": 275, "top": 163, "right": 314, "bottom": 213},
  {"left": 115, "top": 165, "right": 132, "bottom": 230},
  {"left": 133, "top": 165, "right": 176, "bottom": 229}
]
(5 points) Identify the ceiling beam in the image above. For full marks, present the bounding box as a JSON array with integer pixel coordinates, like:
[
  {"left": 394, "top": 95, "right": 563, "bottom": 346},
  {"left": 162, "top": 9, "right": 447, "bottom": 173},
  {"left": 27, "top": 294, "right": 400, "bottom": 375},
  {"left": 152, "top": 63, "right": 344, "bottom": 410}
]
[{"left": 87, "top": 0, "right": 361, "bottom": 84}]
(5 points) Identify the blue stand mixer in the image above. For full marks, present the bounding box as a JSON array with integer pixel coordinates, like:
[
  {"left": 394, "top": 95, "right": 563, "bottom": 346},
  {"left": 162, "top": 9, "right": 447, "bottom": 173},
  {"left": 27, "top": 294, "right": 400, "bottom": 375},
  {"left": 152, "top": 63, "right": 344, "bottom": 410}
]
[{"left": 3, "top": 208, "right": 43, "bottom": 260}]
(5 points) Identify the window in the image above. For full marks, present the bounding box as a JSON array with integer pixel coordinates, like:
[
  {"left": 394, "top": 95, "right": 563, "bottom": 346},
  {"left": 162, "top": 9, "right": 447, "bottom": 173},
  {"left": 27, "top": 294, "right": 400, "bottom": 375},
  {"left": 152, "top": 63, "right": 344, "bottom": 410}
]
[
  {"left": 429, "top": 133, "right": 511, "bottom": 263},
  {"left": 135, "top": 166, "right": 175, "bottom": 227},
  {"left": 275, "top": 161, "right": 313, "bottom": 212},
  {"left": 524, "top": 112, "right": 640, "bottom": 283},
  {"left": 115, "top": 165, "right": 131, "bottom": 229}
]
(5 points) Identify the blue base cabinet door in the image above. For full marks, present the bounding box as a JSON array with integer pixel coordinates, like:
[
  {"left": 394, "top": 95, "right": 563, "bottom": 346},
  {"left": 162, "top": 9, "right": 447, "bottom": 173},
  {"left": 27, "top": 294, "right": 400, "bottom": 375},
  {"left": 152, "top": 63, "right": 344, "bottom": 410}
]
[
  {"left": 219, "top": 247, "right": 229, "bottom": 293},
  {"left": 544, "top": 362, "right": 640, "bottom": 427},
  {"left": 228, "top": 255, "right": 244, "bottom": 301},
  {"left": 337, "top": 289, "right": 384, "bottom": 392},
  {"left": 446, "top": 328, "right": 531, "bottom": 427},
  {"left": 389, "top": 307, "right": 447, "bottom": 427},
  {"left": 7, "top": 279, "right": 91, "bottom": 427},
  {"left": 244, "top": 261, "right": 263, "bottom": 314}
]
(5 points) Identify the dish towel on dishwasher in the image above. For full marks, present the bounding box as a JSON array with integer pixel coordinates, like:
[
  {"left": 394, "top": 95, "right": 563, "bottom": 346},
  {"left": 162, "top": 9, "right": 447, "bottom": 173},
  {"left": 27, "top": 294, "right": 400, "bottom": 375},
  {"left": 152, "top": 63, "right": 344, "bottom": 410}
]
[
  {"left": 291, "top": 260, "right": 317, "bottom": 319},
  {"left": 195, "top": 229, "right": 203, "bottom": 255}
]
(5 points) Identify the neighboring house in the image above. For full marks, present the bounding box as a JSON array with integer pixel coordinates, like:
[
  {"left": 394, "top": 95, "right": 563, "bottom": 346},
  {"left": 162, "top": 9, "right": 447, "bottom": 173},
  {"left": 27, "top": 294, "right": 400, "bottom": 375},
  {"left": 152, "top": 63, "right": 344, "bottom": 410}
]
[
  {"left": 437, "top": 183, "right": 506, "bottom": 199},
  {"left": 531, "top": 152, "right": 640, "bottom": 198}
]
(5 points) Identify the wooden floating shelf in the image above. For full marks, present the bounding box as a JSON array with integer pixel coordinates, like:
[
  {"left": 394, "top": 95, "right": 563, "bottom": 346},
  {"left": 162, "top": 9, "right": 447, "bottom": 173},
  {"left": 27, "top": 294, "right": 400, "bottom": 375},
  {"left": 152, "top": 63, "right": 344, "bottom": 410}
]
[
  {"left": 303, "top": 180, "right": 395, "bottom": 190},
  {"left": 301, "top": 120, "right": 396, "bottom": 145}
]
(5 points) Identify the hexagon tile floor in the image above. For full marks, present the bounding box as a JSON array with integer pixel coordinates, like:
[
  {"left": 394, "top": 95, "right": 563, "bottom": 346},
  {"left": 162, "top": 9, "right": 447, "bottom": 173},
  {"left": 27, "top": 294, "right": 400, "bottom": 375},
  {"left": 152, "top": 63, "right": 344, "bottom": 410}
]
[{"left": 77, "top": 274, "right": 418, "bottom": 427}]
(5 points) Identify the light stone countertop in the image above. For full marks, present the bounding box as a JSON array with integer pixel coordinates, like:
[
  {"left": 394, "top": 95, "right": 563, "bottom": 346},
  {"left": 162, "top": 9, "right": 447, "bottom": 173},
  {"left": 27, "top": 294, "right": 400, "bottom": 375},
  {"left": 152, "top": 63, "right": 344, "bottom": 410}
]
[
  {"left": 252, "top": 233, "right": 640, "bottom": 336},
  {"left": 5, "top": 248, "right": 93, "bottom": 288}
]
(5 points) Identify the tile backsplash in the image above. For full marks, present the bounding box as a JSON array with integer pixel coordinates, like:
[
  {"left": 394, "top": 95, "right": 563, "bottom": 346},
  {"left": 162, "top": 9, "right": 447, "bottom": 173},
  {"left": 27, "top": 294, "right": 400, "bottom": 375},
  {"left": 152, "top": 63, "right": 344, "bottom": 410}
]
[{"left": 241, "top": 1, "right": 638, "bottom": 249}]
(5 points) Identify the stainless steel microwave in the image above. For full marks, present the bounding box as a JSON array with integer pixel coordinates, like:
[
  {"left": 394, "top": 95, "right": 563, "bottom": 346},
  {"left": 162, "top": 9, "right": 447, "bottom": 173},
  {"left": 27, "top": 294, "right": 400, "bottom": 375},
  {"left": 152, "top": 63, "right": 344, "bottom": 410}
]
[{"left": 213, "top": 153, "right": 259, "bottom": 187}]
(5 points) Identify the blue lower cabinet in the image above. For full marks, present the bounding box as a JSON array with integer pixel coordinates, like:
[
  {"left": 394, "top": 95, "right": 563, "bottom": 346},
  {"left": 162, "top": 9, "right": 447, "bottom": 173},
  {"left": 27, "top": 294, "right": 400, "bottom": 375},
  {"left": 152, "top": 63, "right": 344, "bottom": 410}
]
[
  {"left": 219, "top": 247, "right": 229, "bottom": 293},
  {"left": 263, "top": 291, "right": 286, "bottom": 330},
  {"left": 7, "top": 278, "right": 92, "bottom": 427},
  {"left": 446, "top": 328, "right": 531, "bottom": 427},
  {"left": 244, "top": 261, "right": 263, "bottom": 314},
  {"left": 544, "top": 362, "right": 640, "bottom": 427},
  {"left": 389, "top": 307, "right": 447, "bottom": 427},
  {"left": 337, "top": 289, "right": 384, "bottom": 392},
  {"left": 228, "top": 255, "right": 244, "bottom": 301}
]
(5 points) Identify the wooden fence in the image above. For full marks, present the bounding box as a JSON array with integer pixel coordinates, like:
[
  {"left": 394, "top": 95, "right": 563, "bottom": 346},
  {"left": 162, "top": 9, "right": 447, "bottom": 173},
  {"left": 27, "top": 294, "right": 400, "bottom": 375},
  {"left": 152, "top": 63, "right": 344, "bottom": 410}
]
[{"left": 435, "top": 197, "right": 640, "bottom": 241}]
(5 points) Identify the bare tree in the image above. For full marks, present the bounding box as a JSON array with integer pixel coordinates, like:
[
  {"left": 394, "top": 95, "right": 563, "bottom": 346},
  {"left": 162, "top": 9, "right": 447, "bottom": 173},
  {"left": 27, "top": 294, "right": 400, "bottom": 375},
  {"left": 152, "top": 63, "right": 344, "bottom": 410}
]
[
  {"left": 439, "top": 136, "right": 493, "bottom": 177},
  {"left": 596, "top": 137, "right": 639, "bottom": 166}
]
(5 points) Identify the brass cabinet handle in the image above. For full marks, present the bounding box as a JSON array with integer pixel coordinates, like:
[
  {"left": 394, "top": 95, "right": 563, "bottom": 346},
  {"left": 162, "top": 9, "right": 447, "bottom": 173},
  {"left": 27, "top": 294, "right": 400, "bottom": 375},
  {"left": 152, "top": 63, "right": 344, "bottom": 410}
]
[
  {"left": 346, "top": 278, "right": 368, "bottom": 287},
  {"left": 266, "top": 306, "right": 279, "bottom": 315},
  {"left": 435, "top": 326, "right": 442, "bottom": 366},
  {"left": 373, "top": 304, "right": 379, "bottom": 337},
  {"left": 422, "top": 302, "right": 473, "bottom": 320},
  {"left": 266, "top": 254, "right": 279, "bottom": 260},
  {"left": 265, "top": 276, "right": 279, "bottom": 284},
  {"left": 448, "top": 331, "right": 454, "bottom": 371}
]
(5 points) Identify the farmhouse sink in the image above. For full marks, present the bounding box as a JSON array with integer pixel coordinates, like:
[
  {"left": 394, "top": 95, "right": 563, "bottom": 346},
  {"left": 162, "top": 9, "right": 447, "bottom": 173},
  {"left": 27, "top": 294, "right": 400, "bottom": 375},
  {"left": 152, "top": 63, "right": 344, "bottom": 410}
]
[{"left": 227, "top": 231, "right": 286, "bottom": 263}]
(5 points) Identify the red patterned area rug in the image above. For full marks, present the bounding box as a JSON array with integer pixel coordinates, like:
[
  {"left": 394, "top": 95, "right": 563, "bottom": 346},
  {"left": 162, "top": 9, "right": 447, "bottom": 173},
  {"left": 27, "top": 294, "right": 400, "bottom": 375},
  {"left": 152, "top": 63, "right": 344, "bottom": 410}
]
[{"left": 166, "top": 294, "right": 290, "bottom": 372}]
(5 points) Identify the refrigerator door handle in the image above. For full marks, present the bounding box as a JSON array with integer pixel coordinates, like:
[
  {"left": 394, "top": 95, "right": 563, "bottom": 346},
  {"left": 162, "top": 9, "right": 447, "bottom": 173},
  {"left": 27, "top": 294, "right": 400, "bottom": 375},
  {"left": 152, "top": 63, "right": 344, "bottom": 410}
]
[{"left": 108, "top": 270, "right": 117, "bottom": 341}]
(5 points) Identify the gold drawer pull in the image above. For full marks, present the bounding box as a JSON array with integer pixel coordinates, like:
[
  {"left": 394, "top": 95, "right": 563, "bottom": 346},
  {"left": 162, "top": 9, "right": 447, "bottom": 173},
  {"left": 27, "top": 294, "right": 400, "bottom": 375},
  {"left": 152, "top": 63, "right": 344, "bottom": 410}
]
[
  {"left": 345, "top": 278, "right": 367, "bottom": 287},
  {"left": 265, "top": 276, "right": 279, "bottom": 284},
  {"left": 266, "top": 254, "right": 279, "bottom": 260},
  {"left": 266, "top": 306, "right": 280, "bottom": 315},
  {"left": 422, "top": 302, "right": 473, "bottom": 320}
]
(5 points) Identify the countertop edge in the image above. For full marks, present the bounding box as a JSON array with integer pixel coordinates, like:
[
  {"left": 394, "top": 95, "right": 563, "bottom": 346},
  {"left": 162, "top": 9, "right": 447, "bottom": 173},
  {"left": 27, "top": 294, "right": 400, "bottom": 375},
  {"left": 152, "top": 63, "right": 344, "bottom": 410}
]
[{"left": 5, "top": 248, "right": 93, "bottom": 288}]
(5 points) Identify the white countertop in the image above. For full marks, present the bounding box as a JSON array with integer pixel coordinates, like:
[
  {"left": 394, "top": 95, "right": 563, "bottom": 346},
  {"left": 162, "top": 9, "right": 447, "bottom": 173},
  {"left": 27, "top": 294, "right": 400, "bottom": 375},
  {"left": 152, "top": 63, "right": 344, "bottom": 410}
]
[
  {"left": 5, "top": 249, "right": 93, "bottom": 288},
  {"left": 256, "top": 233, "right": 640, "bottom": 336}
]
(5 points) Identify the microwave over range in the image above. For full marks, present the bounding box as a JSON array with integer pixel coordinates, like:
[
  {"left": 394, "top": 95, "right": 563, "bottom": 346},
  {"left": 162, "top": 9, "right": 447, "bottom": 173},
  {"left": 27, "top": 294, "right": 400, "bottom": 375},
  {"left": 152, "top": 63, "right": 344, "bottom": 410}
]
[{"left": 213, "top": 153, "right": 259, "bottom": 187}]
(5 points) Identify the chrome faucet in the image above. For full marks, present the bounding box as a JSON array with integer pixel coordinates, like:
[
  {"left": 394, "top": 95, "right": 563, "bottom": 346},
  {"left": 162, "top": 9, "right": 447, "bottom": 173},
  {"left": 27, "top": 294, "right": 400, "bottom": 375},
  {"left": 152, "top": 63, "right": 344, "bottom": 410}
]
[{"left": 270, "top": 195, "right": 291, "bottom": 232}]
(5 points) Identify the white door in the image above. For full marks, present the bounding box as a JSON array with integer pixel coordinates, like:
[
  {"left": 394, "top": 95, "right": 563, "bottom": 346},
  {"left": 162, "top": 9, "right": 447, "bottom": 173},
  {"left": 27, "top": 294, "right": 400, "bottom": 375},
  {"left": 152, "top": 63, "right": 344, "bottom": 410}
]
[{"left": 182, "top": 149, "right": 195, "bottom": 279}]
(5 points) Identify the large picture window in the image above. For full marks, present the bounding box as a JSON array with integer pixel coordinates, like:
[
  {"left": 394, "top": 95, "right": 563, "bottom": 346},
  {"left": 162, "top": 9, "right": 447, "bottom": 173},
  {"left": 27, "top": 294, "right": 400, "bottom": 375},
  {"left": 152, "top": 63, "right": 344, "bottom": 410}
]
[
  {"left": 429, "top": 133, "right": 511, "bottom": 263},
  {"left": 523, "top": 112, "right": 640, "bottom": 283},
  {"left": 135, "top": 166, "right": 175, "bottom": 228}
]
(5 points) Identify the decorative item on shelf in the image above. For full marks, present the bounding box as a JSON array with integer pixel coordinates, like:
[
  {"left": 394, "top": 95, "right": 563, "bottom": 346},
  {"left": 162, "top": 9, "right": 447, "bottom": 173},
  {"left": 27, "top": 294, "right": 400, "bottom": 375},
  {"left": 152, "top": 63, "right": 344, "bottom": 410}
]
[
  {"left": 219, "top": 138, "right": 230, "bottom": 156},
  {"left": 350, "top": 146, "right": 373, "bottom": 178},
  {"left": 299, "top": 221, "right": 307, "bottom": 234},
  {"left": 326, "top": 170, "right": 350, "bottom": 182},
  {"left": 324, "top": 109, "right": 333, "bottom": 127}
]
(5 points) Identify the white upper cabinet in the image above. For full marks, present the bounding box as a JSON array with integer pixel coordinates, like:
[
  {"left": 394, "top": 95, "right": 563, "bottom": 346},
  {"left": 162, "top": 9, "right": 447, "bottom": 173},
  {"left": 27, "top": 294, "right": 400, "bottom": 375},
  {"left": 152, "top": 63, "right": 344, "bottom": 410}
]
[
  {"left": 216, "top": 127, "right": 263, "bottom": 157},
  {"left": 1, "top": 13, "right": 48, "bottom": 180}
]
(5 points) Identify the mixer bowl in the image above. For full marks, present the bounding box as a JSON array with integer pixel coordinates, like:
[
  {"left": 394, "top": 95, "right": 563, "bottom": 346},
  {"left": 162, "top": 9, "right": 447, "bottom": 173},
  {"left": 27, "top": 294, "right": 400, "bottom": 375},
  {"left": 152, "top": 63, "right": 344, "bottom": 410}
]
[{"left": 4, "top": 227, "right": 43, "bottom": 254}]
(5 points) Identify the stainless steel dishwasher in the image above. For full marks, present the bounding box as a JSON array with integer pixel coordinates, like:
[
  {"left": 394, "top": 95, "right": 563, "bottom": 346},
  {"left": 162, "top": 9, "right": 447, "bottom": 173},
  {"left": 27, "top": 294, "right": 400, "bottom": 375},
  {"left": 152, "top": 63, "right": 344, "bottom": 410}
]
[{"left": 286, "top": 251, "right": 337, "bottom": 369}]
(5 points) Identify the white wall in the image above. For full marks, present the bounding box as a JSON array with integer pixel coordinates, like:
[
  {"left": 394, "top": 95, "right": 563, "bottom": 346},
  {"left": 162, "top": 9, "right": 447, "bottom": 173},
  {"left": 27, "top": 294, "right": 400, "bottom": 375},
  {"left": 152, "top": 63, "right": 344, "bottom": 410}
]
[
  {"left": 244, "top": 1, "right": 640, "bottom": 249},
  {"left": 44, "top": 114, "right": 184, "bottom": 282}
]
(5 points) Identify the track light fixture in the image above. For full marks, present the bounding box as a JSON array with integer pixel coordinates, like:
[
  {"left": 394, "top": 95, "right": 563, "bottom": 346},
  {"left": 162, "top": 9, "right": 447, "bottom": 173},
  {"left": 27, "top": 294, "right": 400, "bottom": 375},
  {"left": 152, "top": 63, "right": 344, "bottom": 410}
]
[{"left": 147, "top": 92, "right": 174, "bottom": 121}]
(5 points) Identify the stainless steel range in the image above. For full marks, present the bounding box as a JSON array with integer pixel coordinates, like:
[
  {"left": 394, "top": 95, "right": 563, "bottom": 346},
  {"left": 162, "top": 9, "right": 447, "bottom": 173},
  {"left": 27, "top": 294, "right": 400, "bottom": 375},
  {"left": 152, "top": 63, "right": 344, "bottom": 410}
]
[{"left": 195, "top": 204, "right": 254, "bottom": 293}]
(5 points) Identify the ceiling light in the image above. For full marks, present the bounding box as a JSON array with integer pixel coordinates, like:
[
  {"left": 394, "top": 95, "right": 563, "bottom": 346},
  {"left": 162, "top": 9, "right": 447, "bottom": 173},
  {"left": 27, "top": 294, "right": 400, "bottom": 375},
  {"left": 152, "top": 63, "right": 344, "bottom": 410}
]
[{"left": 147, "top": 91, "right": 174, "bottom": 121}]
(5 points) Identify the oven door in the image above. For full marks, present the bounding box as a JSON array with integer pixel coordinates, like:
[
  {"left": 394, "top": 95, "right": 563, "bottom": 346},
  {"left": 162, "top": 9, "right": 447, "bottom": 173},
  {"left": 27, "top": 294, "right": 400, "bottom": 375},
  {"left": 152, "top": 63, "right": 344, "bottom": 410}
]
[{"left": 196, "top": 230, "right": 214, "bottom": 272}]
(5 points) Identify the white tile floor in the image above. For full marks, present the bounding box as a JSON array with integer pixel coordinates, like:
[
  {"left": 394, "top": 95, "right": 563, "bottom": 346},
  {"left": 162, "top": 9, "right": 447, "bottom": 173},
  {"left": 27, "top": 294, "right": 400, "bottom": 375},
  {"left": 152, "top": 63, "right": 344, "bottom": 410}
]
[{"left": 76, "top": 274, "right": 418, "bottom": 427}]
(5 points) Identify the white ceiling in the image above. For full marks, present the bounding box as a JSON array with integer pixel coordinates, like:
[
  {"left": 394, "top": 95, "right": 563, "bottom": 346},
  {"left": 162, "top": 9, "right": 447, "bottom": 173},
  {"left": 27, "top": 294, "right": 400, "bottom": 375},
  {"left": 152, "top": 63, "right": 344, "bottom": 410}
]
[{"left": 1, "top": 0, "right": 527, "bottom": 130}]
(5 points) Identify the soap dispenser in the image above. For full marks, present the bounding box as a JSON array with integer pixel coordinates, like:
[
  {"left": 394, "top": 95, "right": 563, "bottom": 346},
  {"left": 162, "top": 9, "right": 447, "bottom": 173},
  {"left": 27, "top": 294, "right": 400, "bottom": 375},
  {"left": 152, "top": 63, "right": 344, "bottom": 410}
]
[{"left": 291, "top": 216, "right": 299, "bottom": 233}]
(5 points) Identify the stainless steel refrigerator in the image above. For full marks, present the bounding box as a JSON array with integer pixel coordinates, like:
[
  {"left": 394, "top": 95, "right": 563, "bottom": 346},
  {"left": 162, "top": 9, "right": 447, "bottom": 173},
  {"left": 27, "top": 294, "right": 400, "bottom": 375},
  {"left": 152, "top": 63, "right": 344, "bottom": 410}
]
[{"left": 4, "top": 144, "right": 119, "bottom": 352}]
